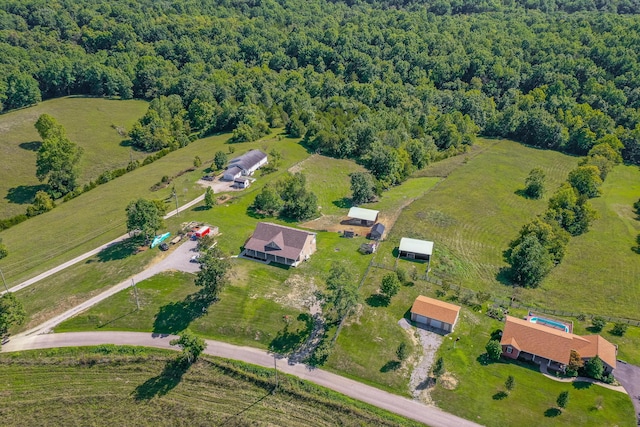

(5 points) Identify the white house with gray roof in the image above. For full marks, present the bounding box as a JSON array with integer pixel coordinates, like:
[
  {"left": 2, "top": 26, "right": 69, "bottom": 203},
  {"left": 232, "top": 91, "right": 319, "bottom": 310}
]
[{"left": 223, "top": 149, "right": 268, "bottom": 180}]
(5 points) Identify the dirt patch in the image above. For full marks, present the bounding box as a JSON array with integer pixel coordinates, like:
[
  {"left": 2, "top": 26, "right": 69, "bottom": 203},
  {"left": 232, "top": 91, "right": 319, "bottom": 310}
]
[
  {"left": 271, "top": 275, "right": 320, "bottom": 312},
  {"left": 438, "top": 372, "right": 459, "bottom": 390},
  {"left": 342, "top": 303, "right": 363, "bottom": 326},
  {"left": 196, "top": 175, "right": 248, "bottom": 193}
]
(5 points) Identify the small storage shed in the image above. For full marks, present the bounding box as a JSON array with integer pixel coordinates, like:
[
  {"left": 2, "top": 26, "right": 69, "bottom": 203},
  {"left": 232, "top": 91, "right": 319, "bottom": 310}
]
[
  {"left": 399, "top": 238, "right": 433, "bottom": 260},
  {"left": 347, "top": 207, "right": 379, "bottom": 226},
  {"left": 369, "top": 223, "right": 385, "bottom": 240},
  {"left": 410, "top": 295, "right": 460, "bottom": 333}
]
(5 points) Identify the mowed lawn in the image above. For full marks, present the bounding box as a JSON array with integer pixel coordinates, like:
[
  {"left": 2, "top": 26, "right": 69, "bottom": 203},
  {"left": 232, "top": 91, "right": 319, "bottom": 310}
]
[
  {"left": 531, "top": 164, "right": 640, "bottom": 319},
  {"left": 296, "top": 154, "right": 365, "bottom": 215},
  {"left": 430, "top": 306, "right": 636, "bottom": 427},
  {"left": 381, "top": 139, "right": 579, "bottom": 298},
  {"left": 0, "top": 97, "right": 148, "bottom": 217},
  {"left": 0, "top": 131, "right": 307, "bottom": 285},
  {"left": 0, "top": 348, "right": 419, "bottom": 427}
]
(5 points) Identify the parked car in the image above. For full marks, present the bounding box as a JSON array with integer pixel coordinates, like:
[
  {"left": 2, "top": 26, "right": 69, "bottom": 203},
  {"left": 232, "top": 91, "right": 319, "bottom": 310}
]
[
  {"left": 190, "top": 254, "right": 200, "bottom": 262},
  {"left": 202, "top": 175, "right": 214, "bottom": 181},
  {"left": 159, "top": 243, "right": 169, "bottom": 251}
]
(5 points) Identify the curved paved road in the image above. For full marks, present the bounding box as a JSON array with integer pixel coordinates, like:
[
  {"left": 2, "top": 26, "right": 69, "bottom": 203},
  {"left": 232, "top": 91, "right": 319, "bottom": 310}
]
[
  {"left": 18, "top": 239, "right": 200, "bottom": 337},
  {"left": 1, "top": 332, "right": 482, "bottom": 427},
  {"left": 1, "top": 193, "right": 204, "bottom": 296}
]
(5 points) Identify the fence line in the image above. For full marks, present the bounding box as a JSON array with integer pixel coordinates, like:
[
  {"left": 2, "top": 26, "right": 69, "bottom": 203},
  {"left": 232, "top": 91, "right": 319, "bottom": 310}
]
[{"left": 369, "top": 262, "right": 640, "bottom": 326}]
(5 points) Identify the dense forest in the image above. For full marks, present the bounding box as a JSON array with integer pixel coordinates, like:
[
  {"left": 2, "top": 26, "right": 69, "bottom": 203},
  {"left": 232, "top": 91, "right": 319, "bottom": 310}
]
[{"left": 1, "top": 0, "right": 640, "bottom": 187}]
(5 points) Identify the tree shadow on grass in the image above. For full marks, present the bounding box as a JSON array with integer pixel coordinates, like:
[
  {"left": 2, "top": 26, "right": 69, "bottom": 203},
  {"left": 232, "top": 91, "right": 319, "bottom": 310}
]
[
  {"left": 19, "top": 141, "right": 42, "bottom": 151},
  {"left": 332, "top": 197, "right": 352, "bottom": 209},
  {"left": 269, "top": 313, "right": 314, "bottom": 355},
  {"left": 96, "top": 238, "right": 141, "bottom": 263},
  {"left": 5, "top": 184, "right": 48, "bottom": 205},
  {"left": 496, "top": 266, "right": 513, "bottom": 287},
  {"left": 153, "top": 291, "right": 211, "bottom": 334},
  {"left": 573, "top": 381, "right": 592, "bottom": 390},
  {"left": 366, "top": 294, "right": 389, "bottom": 307},
  {"left": 133, "top": 358, "right": 189, "bottom": 401},
  {"left": 544, "top": 408, "right": 561, "bottom": 417},
  {"left": 380, "top": 360, "right": 401, "bottom": 372}
]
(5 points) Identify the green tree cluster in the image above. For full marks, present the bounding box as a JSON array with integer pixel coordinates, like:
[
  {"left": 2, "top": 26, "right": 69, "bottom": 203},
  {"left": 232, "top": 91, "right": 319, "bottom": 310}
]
[
  {"left": 350, "top": 172, "right": 378, "bottom": 205},
  {"left": 125, "top": 198, "right": 164, "bottom": 242},
  {"left": 170, "top": 329, "right": 206, "bottom": 365},
  {"left": 129, "top": 95, "right": 191, "bottom": 151},
  {"left": 252, "top": 173, "right": 318, "bottom": 221},
  {"left": 0, "top": 293, "right": 26, "bottom": 338},
  {"left": 323, "top": 263, "right": 359, "bottom": 324}
]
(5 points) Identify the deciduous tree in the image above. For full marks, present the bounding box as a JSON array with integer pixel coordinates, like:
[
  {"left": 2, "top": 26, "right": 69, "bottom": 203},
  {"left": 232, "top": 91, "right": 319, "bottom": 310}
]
[
  {"left": 557, "top": 391, "right": 569, "bottom": 409},
  {"left": 350, "top": 171, "right": 376, "bottom": 205},
  {"left": 204, "top": 187, "right": 215, "bottom": 209},
  {"left": 323, "top": 263, "right": 359, "bottom": 324},
  {"left": 568, "top": 165, "right": 603, "bottom": 198},
  {"left": 524, "top": 168, "right": 545, "bottom": 199},
  {"left": 0, "top": 293, "right": 26, "bottom": 336},
  {"left": 213, "top": 151, "right": 227, "bottom": 170},
  {"left": 26, "top": 191, "right": 55, "bottom": 217},
  {"left": 195, "top": 247, "right": 230, "bottom": 301},
  {"left": 508, "top": 234, "right": 553, "bottom": 288},
  {"left": 170, "top": 329, "right": 206, "bottom": 364},
  {"left": 252, "top": 185, "right": 283, "bottom": 216},
  {"left": 380, "top": 273, "right": 400, "bottom": 301},
  {"left": 485, "top": 339, "right": 502, "bottom": 361},
  {"left": 125, "top": 198, "right": 164, "bottom": 242}
]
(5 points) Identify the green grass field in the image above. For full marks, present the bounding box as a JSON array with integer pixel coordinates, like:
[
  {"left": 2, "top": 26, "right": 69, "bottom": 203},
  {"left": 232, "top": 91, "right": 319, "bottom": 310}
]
[
  {"left": 430, "top": 306, "right": 635, "bottom": 427},
  {"left": 0, "top": 130, "right": 307, "bottom": 286},
  {"left": 0, "top": 97, "right": 149, "bottom": 218},
  {"left": 0, "top": 347, "right": 419, "bottom": 427}
]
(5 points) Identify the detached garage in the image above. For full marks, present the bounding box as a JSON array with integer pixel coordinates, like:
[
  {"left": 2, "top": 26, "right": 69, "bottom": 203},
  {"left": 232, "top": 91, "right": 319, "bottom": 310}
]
[{"left": 410, "top": 295, "right": 460, "bottom": 333}]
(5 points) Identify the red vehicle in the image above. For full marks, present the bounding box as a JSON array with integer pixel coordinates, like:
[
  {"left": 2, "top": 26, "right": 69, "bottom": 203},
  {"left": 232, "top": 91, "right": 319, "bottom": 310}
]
[{"left": 195, "top": 226, "right": 211, "bottom": 238}]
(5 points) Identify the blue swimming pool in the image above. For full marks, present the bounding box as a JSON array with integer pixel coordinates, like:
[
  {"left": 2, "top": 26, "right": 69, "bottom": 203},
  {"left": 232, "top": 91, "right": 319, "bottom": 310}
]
[{"left": 529, "top": 317, "right": 570, "bottom": 333}]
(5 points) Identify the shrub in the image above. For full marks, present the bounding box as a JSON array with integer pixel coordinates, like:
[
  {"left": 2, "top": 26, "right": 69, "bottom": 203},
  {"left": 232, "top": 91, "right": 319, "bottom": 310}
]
[
  {"left": 486, "top": 339, "right": 502, "bottom": 361},
  {"left": 396, "top": 342, "right": 408, "bottom": 361},
  {"left": 611, "top": 322, "right": 628, "bottom": 336},
  {"left": 591, "top": 316, "right": 606, "bottom": 332},
  {"left": 557, "top": 391, "right": 569, "bottom": 409},
  {"left": 486, "top": 307, "right": 505, "bottom": 321}
]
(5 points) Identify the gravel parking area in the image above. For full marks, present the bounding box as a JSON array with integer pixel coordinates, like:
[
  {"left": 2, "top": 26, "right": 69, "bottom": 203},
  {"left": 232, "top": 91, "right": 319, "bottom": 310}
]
[{"left": 398, "top": 318, "right": 444, "bottom": 402}]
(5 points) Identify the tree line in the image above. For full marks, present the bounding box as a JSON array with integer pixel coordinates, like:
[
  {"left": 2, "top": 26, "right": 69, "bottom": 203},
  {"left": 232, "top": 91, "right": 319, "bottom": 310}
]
[{"left": 1, "top": 0, "right": 639, "bottom": 177}]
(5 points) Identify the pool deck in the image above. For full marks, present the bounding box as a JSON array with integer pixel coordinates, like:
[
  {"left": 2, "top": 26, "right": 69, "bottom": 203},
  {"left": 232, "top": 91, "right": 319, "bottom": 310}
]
[{"left": 525, "top": 314, "right": 573, "bottom": 334}]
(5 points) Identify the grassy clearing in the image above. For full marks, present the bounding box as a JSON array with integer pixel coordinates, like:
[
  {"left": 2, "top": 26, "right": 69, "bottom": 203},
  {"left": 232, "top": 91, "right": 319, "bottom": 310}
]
[
  {"left": 296, "top": 154, "right": 365, "bottom": 215},
  {"left": 429, "top": 305, "right": 635, "bottom": 427},
  {"left": 528, "top": 164, "right": 640, "bottom": 319},
  {"left": 0, "top": 97, "right": 148, "bottom": 217},
  {"left": 0, "top": 347, "right": 420, "bottom": 427},
  {"left": 0, "top": 131, "right": 305, "bottom": 285},
  {"left": 378, "top": 139, "right": 578, "bottom": 293}
]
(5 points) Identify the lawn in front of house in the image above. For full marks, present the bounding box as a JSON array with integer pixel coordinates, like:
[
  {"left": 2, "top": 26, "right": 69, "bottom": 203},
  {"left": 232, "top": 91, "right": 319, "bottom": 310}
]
[{"left": 430, "top": 306, "right": 636, "bottom": 427}]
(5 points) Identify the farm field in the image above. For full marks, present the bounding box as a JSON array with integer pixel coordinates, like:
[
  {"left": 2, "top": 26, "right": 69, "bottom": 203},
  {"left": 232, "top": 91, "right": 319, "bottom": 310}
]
[
  {"left": 530, "top": 164, "right": 640, "bottom": 319},
  {"left": 0, "top": 130, "right": 307, "bottom": 286},
  {"left": 429, "top": 306, "right": 635, "bottom": 427},
  {"left": 0, "top": 347, "right": 418, "bottom": 427},
  {"left": 0, "top": 97, "right": 149, "bottom": 218}
]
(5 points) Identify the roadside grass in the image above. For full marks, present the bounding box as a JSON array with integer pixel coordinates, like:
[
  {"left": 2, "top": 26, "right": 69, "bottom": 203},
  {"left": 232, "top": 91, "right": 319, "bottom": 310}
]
[
  {"left": 0, "top": 97, "right": 148, "bottom": 217},
  {"left": 326, "top": 259, "right": 432, "bottom": 395},
  {"left": 0, "top": 131, "right": 305, "bottom": 285},
  {"left": 430, "top": 307, "right": 636, "bottom": 427},
  {"left": 0, "top": 347, "right": 420, "bottom": 427},
  {"left": 526, "top": 164, "right": 640, "bottom": 319},
  {"left": 296, "top": 154, "right": 365, "bottom": 215}
]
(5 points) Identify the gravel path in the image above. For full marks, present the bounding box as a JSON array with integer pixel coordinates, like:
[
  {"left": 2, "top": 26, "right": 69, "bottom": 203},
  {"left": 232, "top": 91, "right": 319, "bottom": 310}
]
[{"left": 399, "top": 318, "right": 444, "bottom": 402}]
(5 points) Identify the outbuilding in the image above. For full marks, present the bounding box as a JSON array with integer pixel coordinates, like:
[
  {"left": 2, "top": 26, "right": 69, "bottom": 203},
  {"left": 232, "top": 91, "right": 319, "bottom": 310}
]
[
  {"left": 410, "top": 295, "right": 460, "bottom": 333},
  {"left": 234, "top": 177, "right": 250, "bottom": 189},
  {"left": 347, "top": 207, "right": 379, "bottom": 226},
  {"left": 369, "top": 223, "right": 385, "bottom": 240},
  {"left": 223, "top": 166, "right": 243, "bottom": 181}
]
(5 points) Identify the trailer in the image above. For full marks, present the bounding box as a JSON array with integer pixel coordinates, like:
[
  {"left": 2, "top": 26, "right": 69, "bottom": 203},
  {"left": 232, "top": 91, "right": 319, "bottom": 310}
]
[{"left": 195, "top": 226, "right": 211, "bottom": 238}]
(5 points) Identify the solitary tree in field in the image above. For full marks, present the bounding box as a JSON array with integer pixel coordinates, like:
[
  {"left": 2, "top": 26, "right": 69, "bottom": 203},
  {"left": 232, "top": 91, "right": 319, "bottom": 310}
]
[
  {"left": 204, "top": 187, "right": 215, "bottom": 209},
  {"left": 170, "top": 329, "right": 206, "bottom": 364},
  {"left": 34, "top": 114, "right": 83, "bottom": 198},
  {"left": 195, "top": 247, "right": 231, "bottom": 301},
  {"left": 380, "top": 273, "right": 400, "bottom": 302},
  {"left": 0, "top": 293, "right": 26, "bottom": 336},
  {"left": 213, "top": 151, "right": 227, "bottom": 170},
  {"left": 323, "top": 263, "right": 359, "bottom": 324},
  {"left": 524, "top": 168, "right": 545, "bottom": 199},
  {"left": 350, "top": 171, "right": 377, "bottom": 205},
  {"left": 125, "top": 198, "right": 164, "bottom": 242},
  {"left": 557, "top": 391, "right": 569, "bottom": 409}
]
